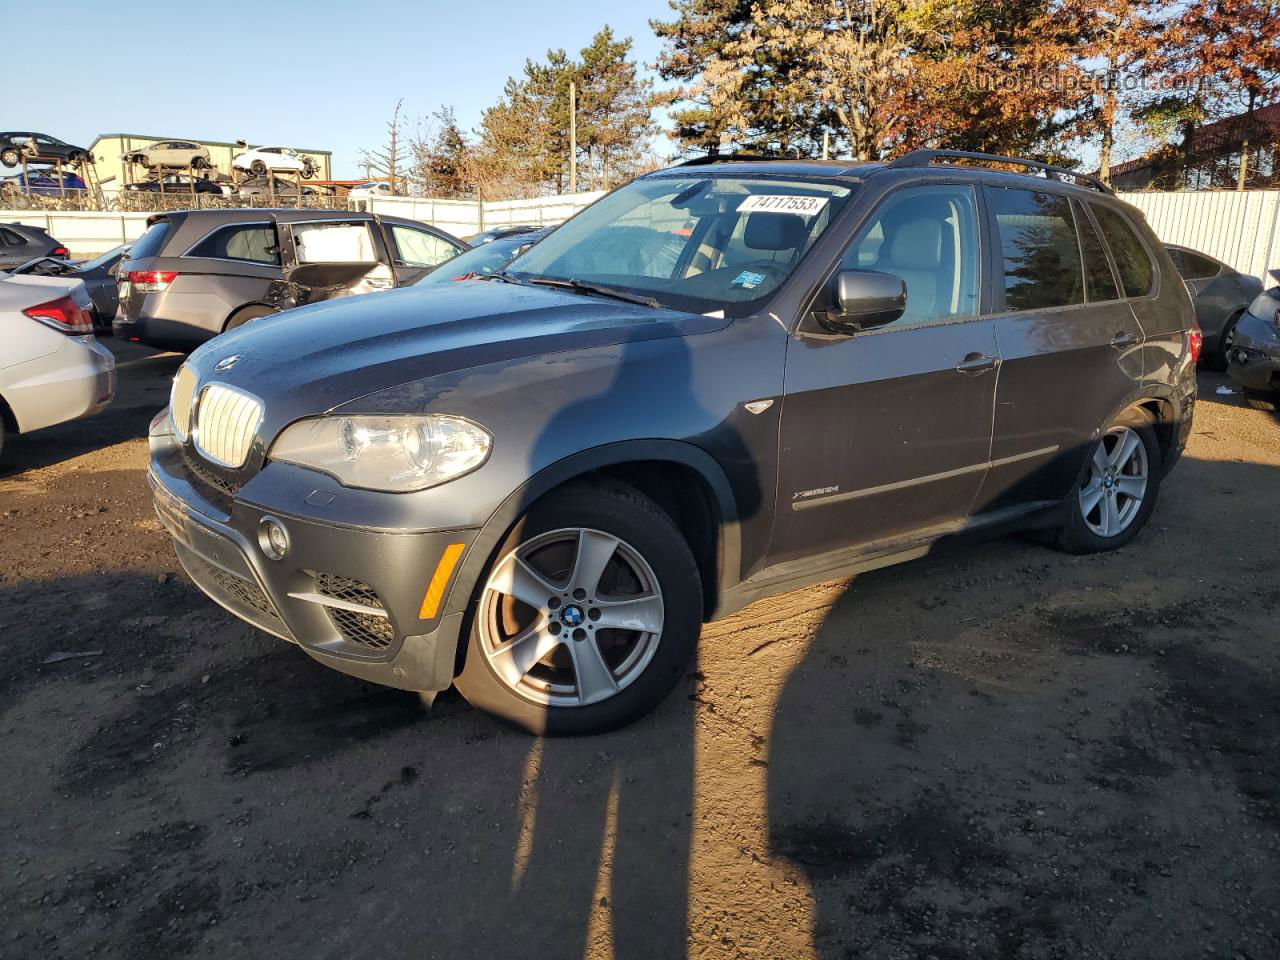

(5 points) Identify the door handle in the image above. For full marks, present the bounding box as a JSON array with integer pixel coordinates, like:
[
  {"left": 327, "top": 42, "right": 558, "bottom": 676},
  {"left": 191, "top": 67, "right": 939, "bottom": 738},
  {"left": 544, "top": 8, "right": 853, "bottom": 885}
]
[
  {"left": 1111, "top": 332, "right": 1140, "bottom": 348},
  {"left": 956, "top": 352, "right": 1000, "bottom": 374}
]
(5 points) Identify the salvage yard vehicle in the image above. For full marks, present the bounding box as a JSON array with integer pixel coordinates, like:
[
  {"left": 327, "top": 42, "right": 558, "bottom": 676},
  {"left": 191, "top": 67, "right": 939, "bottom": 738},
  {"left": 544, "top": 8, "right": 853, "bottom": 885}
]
[
  {"left": 1227, "top": 270, "right": 1280, "bottom": 395},
  {"left": 0, "top": 132, "right": 89, "bottom": 168},
  {"left": 114, "top": 209, "right": 465, "bottom": 350},
  {"left": 122, "top": 141, "right": 211, "bottom": 170},
  {"left": 3, "top": 244, "right": 129, "bottom": 332},
  {"left": 232, "top": 146, "right": 316, "bottom": 178},
  {"left": 126, "top": 175, "right": 224, "bottom": 195},
  {"left": 149, "top": 151, "right": 1198, "bottom": 735},
  {"left": 1, "top": 171, "right": 88, "bottom": 199},
  {"left": 0, "top": 273, "right": 114, "bottom": 460},
  {"left": 0, "top": 223, "right": 70, "bottom": 270},
  {"left": 1166, "top": 244, "right": 1263, "bottom": 370}
]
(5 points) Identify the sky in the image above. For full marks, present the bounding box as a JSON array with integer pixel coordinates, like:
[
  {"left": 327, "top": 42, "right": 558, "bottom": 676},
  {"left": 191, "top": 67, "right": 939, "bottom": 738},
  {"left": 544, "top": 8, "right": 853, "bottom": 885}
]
[{"left": 22, "top": 0, "right": 678, "bottom": 179}]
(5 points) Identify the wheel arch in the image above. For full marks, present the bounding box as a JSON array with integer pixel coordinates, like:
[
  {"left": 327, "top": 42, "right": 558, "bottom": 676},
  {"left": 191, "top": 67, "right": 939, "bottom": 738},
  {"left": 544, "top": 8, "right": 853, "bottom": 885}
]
[
  {"left": 442, "top": 440, "right": 744, "bottom": 630},
  {"left": 223, "top": 302, "right": 275, "bottom": 332},
  {"left": 1102, "top": 388, "right": 1179, "bottom": 467}
]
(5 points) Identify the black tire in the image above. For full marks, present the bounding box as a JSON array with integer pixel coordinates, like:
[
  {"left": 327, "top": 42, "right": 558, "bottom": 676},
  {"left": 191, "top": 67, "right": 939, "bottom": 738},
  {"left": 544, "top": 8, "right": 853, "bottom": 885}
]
[
  {"left": 0, "top": 148, "right": 19, "bottom": 167},
  {"left": 250, "top": 159, "right": 267, "bottom": 176},
  {"left": 1207, "top": 310, "right": 1243, "bottom": 372},
  {"left": 454, "top": 481, "right": 702, "bottom": 736},
  {"left": 0, "top": 417, "right": 9, "bottom": 466},
  {"left": 1053, "top": 408, "right": 1161, "bottom": 554},
  {"left": 223, "top": 304, "right": 275, "bottom": 331}
]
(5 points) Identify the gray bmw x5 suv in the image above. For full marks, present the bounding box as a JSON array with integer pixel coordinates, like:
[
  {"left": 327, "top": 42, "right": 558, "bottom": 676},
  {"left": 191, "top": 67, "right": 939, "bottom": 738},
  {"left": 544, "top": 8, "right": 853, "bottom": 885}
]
[{"left": 148, "top": 151, "right": 1198, "bottom": 735}]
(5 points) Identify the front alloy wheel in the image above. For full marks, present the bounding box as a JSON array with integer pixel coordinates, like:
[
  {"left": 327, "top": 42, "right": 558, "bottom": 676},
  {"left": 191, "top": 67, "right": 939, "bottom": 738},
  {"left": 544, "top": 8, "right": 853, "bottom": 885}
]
[
  {"left": 478, "top": 528, "right": 665, "bottom": 707},
  {"left": 1078, "top": 425, "right": 1148, "bottom": 538},
  {"left": 455, "top": 482, "right": 701, "bottom": 735}
]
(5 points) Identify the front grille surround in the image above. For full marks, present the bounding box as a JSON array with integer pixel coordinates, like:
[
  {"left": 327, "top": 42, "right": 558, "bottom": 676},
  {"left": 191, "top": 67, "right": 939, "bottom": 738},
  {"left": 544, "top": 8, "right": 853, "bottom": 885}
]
[
  {"left": 171, "top": 364, "right": 197, "bottom": 440},
  {"left": 193, "top": 382, "right": 262, "bottom": 468}
]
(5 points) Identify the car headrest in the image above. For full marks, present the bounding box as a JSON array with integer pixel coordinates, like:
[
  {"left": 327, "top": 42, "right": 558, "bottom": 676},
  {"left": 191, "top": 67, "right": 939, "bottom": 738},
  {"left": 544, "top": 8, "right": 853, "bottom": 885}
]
[
  {"left": 744, "top": 213, "right": 808, "bottom": 251},
  {"left": 888, "top": 219, "right": 942, "bottom": 271}
]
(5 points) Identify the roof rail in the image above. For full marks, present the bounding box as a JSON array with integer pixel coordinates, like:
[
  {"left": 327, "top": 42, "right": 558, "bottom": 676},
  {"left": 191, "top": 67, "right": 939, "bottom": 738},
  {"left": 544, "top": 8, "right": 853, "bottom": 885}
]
[
  {"left": 886, "top": 149, "right": 1115, "bottom": 195},
  {"left": 676, "top": 153, "right": 789, "bottom": 167}
]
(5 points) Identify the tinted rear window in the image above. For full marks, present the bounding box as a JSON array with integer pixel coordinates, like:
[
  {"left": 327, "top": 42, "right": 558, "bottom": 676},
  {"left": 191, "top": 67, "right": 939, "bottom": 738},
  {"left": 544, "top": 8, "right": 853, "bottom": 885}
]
[
  {"left": 129, "top": 220, "right": 173, "bottom": 260},
  {"left": 1176, "top": 249, "right": 1220, "bottom": 281},
  {"left": 1092, "top": 205, "right": 1154, "bottom": 297}
]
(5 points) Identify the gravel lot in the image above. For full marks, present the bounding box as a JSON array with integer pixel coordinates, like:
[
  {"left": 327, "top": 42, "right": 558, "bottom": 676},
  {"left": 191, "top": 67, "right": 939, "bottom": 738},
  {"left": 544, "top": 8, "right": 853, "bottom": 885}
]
[{"left": 2, "top": 339, "right": 1278, "bottom": 960}]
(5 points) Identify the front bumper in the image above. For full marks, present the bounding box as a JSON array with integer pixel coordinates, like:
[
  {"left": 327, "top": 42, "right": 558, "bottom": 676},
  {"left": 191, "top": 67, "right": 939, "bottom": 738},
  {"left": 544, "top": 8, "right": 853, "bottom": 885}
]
[
  {"left": 1226, "top": 311, "right": 1280, "bottom": 393},
  {"left": 148, "top": 430, "right": 478, "bottom": 693}
]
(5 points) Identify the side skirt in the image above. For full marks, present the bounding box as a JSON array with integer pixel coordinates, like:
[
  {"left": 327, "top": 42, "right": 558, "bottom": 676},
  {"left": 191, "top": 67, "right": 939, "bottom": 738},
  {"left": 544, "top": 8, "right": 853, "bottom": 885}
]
[{"left": 713, "top": 499, "right": 1063, "bottom": 621}]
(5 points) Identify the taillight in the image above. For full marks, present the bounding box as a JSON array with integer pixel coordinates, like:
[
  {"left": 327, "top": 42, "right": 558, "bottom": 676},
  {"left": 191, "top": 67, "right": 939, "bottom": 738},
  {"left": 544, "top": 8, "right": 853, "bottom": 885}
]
[
  {"left": 1188, "top": 324, "right": 1203, "bottom": 363},
  {"left": 51, "top": 245, "right": 70, "bottom": 257},
  {"left": 23, "top": 295, "right": 93, "bottom": 335},
  {"left": 128, "top": 270, "right": 177, "bottom": 293}
]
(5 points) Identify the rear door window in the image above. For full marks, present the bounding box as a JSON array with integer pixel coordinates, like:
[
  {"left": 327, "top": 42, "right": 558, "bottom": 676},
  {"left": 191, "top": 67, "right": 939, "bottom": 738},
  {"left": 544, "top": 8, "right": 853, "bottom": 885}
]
[
  {"left": 187, "top": 224, "right": 279, "bottom": 264},
  {"left": 1091, "top": 204, "right": 1155, "bottom": 297},
  {"left": 1073, "top": 200, "right": 1120, "bottom": 302},
  {"left": 988, "top": 188, "right": 1084, "bottom": 311},
  {"left": 293, "top": 221, "right": 378, "bottom": 263}
]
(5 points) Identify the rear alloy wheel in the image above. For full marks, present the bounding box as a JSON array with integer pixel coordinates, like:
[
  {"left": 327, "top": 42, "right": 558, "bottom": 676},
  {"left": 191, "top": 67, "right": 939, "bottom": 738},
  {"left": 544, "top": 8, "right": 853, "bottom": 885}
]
[
  {"left": 1208, "top": 311, "right": 1243, "bottom": 372},
  {"left": 250, "top": 159, "right": 267, "bottom": 176},
  {"left": 1, "top": 148, "right": 19, "bottom": 167},
  {"left": 455, "top": 483, "right": 701, "bottom": 735},
  {"left": 1055, "top": 410, "right": 1161, "bottom": 553}
]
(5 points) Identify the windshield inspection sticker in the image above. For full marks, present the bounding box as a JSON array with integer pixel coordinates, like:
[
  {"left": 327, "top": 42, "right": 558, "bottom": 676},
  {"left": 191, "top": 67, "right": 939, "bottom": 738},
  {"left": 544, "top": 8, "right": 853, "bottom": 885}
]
[
  {"left": 733, "top": 271, "right": 767, "bottom": 289},
  {"left": 738, "top": 194, "right": 830, "bottom": 216}
]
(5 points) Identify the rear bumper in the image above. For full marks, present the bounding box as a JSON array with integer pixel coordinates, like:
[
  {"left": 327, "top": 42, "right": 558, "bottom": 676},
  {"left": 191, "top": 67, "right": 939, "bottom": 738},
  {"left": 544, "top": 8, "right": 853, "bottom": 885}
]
[
  {"left": 4, "top": 334, "right": 115, "bottom": 434},
  {"left": 114, "top": 286, "right": 230, "bottom": 351},
  {"left": 1227, "top": 312, "right": 1280, "bottom": 393},
  {"left": 148, "top": 431, "right": 478, "bottom": 693}
]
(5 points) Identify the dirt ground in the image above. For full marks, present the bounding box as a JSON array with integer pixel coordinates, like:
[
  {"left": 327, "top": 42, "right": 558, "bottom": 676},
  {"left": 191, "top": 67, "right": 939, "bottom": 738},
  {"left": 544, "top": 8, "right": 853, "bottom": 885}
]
[{"left": 1, "top": 339, "right": 1278, "bottom": 960}]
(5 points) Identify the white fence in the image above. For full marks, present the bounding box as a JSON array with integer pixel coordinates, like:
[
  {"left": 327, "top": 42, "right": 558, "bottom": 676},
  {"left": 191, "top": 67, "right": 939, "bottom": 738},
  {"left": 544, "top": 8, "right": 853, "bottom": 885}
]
[
  {"left": 0, "top": 190, "right": 606, "bottom": 257},
  {"left": 4, "top": 189, "right": 1277, "bottom": 284},
  {"left": 1117, "top": 191, "right": 1279, "bottom": 285}
]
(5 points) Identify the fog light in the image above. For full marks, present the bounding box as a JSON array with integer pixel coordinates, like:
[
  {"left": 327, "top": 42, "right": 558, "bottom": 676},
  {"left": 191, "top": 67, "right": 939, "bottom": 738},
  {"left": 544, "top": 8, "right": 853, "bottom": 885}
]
[{"left": 258, "top": 517, "right": 289, "bottom": 560}]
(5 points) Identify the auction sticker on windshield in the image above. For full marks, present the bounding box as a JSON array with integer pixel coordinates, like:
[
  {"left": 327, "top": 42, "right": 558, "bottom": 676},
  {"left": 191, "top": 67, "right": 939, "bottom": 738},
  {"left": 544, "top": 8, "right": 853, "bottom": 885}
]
[{"left": 738, "top": 194, "right": 829, "bottom": 216}]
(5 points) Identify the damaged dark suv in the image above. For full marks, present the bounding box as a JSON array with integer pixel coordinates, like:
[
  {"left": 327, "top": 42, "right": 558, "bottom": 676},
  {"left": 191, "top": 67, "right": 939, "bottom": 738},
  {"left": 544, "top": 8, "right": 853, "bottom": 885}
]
[
  {"left": 114, "top": 209, "right": 465, "bottom": 351},
  {"left": 148, "top": 152, "right": 1198, "bottom": 735}
]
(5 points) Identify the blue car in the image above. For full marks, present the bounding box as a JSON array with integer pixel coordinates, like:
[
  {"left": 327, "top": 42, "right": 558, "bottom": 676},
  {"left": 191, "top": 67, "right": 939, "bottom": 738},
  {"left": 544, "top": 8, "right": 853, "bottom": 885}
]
[{"left": 1, "top": 170, "right": 88, "bottom": 198}]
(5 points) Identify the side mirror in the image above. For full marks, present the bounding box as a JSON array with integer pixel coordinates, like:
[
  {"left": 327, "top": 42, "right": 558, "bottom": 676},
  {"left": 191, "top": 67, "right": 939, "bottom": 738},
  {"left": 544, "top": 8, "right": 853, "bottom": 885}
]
[{"left": 822, "top": 269, "right": 907, "bottom": 334}]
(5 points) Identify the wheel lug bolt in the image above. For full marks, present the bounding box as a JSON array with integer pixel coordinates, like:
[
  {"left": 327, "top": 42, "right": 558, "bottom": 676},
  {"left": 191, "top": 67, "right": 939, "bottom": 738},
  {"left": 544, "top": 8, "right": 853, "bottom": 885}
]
[{"left": 549, "top": 597, "right": 561, "bottom": 610}]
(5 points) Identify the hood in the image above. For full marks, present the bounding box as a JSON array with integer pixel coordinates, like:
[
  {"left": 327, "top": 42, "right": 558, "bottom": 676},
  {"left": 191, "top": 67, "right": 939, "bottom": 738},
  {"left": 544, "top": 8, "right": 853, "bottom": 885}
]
[{"left": 185, "top": 280, "right": 728, "bottom": 433}]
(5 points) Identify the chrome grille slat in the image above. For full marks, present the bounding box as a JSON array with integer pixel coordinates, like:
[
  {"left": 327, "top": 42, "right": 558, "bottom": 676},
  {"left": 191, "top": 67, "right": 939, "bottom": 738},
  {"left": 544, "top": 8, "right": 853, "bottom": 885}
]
[{"left": 194, "top": 383, "right": 262, "bottom": 468}]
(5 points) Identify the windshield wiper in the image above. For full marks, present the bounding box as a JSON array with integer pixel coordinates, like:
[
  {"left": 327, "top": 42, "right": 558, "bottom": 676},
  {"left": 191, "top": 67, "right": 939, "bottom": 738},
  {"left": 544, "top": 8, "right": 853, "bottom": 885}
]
[
  {"left": 523, "top": 275, "right": 661, "bottom": 309},
  {"left": 483, "top": 270, "right": 524, "bottom": 284}
]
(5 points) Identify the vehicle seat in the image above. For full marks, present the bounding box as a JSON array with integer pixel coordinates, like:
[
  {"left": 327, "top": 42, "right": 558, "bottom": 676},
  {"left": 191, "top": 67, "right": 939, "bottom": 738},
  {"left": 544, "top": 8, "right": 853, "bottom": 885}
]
[{"left": 879, "top": 218, "right": 942, "bottom": 322}]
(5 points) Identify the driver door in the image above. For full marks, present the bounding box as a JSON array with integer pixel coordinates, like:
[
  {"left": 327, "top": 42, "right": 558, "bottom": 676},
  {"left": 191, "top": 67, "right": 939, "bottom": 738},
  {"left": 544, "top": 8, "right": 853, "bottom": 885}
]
[{"left": 770, "top": 183, "right": 1000, "bottom": 565}]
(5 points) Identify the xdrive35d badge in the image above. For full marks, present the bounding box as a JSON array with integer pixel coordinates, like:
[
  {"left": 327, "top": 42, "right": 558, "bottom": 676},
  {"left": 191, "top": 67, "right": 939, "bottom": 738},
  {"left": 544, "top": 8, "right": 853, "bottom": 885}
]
[{"left": 148, "top": 150, "right": 1197, "bottom": 735}]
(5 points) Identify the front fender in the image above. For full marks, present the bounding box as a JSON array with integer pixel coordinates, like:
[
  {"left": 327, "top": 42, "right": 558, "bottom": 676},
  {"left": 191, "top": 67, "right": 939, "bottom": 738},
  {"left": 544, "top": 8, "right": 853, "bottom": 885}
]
[{"left": 438, "top": 439, "right": 744, "bottom": 625}]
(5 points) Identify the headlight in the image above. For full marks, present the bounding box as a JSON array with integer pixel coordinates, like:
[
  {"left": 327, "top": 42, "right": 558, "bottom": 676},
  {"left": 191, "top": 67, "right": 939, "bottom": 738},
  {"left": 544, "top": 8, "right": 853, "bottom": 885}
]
[{"left": 269, "top": 415, "right": 491, "bottom": 492}]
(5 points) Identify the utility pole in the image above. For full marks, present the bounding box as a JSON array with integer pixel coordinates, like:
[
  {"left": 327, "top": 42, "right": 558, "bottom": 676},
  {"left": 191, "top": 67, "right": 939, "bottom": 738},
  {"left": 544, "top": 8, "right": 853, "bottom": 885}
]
[
  {"left": 822, "top": 130, "right": 830, "bottom": 161},
  {"left": 569, "top": 80, "right": 577, "bottom": 195}
]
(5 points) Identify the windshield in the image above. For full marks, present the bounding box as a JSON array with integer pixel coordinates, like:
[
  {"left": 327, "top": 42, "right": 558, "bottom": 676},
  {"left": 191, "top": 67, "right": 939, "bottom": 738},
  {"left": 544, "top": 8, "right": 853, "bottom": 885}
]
[
  {"left": 415, "top": 234, "right": 538, "bottom": 287},
  {"left": 506, "top": 174, "right": 854, "bottom": 313}
]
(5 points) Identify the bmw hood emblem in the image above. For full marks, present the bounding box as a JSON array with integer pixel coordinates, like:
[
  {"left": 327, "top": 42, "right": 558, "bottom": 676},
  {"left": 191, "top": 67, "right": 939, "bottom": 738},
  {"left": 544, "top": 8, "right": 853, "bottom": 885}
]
[{"left": 215, "top": 354, "right": 242, "bottom": 371}]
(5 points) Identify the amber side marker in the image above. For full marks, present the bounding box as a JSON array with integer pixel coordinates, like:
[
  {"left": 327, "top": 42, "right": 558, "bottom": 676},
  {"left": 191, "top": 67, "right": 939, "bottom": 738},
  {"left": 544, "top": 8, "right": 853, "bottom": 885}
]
[{"left": 419, "top": 543, "right": 465, "bottom": 619}]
